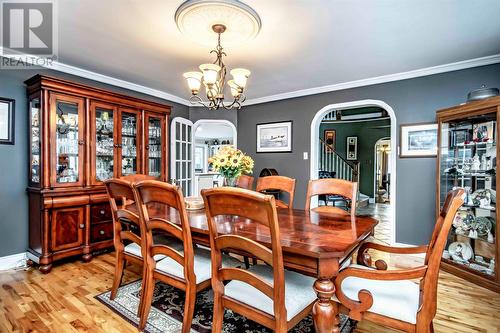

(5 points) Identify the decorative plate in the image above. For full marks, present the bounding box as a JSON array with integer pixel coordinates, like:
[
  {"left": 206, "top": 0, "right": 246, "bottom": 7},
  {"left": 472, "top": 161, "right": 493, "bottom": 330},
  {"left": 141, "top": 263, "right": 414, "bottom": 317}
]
[{"left": 448, "top": 241, "right": 474, "bottom": 262}]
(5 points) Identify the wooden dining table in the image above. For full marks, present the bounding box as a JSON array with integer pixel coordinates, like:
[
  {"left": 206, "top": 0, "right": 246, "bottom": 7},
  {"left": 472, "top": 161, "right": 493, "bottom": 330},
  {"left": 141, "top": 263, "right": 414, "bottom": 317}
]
[{"left": 146, "top": 204, "right": 378, "bottom": 333}]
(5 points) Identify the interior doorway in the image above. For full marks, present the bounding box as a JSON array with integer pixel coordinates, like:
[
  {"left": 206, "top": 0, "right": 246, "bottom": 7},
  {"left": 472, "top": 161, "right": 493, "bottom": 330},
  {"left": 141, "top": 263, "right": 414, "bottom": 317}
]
[
  {"left": 170, "top": 117, "right": 237, "bottom": 196},
  {"left": 310, "top": 99, "right": 397, "bottom": 245},
  {"left": 374, "top": 138, "right": 391, "bottom": 203}
]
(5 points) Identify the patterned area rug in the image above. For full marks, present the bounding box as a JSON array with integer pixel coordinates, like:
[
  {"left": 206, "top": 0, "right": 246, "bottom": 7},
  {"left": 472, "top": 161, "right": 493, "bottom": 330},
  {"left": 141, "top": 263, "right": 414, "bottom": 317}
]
[{"left": 96, "top": 280, "right": 356, "bottom": 333}]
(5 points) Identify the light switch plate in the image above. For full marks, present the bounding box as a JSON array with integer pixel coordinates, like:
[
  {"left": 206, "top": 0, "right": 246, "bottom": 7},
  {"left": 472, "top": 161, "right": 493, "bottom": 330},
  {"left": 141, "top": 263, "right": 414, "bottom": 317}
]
[{"left": 303, "top": 152, "right": 308, "bottom": 160}]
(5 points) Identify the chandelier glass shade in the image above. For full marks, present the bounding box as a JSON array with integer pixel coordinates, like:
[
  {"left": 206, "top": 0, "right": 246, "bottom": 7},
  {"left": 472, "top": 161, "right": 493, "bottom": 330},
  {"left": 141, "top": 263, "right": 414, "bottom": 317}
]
[{"left": 183, "top": 24, "right": 250, "bottom": 110}]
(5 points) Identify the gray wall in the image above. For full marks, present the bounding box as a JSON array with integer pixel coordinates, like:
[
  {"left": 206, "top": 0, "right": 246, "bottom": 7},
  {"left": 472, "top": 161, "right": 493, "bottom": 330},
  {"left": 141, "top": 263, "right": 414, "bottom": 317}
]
[
  {"left": 237, "top": 63, "right": 500, "bottom": 245},
  {"left": 0, "top": 68, "right": 189, "bottom": 257},
  {"left": 320, "top": 118, "right": 390, "bottom": 197}
]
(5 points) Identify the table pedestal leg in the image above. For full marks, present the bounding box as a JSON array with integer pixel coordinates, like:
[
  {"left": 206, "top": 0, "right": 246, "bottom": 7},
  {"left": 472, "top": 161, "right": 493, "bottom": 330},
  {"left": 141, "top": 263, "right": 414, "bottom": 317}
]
[{"left": 313, "top": 278, "right": 339, "bottom": 333}]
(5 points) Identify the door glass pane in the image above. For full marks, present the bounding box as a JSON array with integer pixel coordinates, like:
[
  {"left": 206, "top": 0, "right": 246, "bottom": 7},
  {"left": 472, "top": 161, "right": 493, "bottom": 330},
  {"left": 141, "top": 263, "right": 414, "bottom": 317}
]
[
  {"left": 176, "top": 122, "right": 180, "bottom": 140},
  {"left": 148, "top": 117, "right": 161, "bottom": 177},
  {"left": 95, "top": 107, "right": 114, "bottom": 181},
  {"left": 121, "top": 112, "right": 138, "bottom": 176},
  {"left": 56, "top": 101, "right": 79, "bottom": 183},
  {"left": 30, "top": 98, "right": 41, "bottom": 183}
]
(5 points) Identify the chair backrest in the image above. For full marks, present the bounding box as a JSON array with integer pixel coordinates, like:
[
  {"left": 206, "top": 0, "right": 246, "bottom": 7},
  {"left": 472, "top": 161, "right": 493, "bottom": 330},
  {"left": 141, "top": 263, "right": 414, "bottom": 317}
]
[
  {"left": 236, "top": 174, "right": 254, "bottom": 190},
  {"left": 104, "top": 178, "right": 144, "bottom": 255},
  {"left": 256, "top": 175, "right": 296, "bottom": 209},
  {"left": 305, "top": 178, "right": 358, "bottom": 219},
  {"left": 202, "top": 187, "right": 287, "bottom": 321},
  {"left": 133, "top": 180, "right": 196, "bottom": 283},
  {"left": 419, "top": 188, "right": 464, "bottom": 320}
]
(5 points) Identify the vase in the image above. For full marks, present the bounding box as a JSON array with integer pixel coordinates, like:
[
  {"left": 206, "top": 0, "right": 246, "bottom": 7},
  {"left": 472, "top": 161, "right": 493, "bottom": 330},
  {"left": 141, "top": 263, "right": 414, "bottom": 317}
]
[{"left": 224, "top": 177, "right": 238, "bottom": 187}]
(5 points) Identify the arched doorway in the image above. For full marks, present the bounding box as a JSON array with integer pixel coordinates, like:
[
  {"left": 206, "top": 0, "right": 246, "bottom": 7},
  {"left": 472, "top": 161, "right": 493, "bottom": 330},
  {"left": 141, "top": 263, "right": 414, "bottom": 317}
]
[{"left": 310, "top": 99, "right": 397, "bottom": 244}]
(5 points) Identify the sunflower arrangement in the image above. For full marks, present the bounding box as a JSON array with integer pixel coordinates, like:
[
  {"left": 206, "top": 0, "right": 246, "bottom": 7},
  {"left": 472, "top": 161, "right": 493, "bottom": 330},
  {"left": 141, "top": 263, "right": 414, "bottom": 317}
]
[{"left": 208, "top": 146, "right": 254, "bottom": 185}]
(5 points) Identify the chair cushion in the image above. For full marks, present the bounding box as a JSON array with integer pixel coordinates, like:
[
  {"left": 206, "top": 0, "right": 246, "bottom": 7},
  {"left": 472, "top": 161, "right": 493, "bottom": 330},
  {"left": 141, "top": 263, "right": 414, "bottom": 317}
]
[
  {"left": 123, "top": 236, "right": 184, "bottom": 261},
  {"left": 335, "top": 264, "right": 420, "bottom": 324},
  {"left": 224, "top": 264, "right": 316, "bottom": 321},
  {"left": 155, "top": 248, "right": 242, "bottom": 284}
]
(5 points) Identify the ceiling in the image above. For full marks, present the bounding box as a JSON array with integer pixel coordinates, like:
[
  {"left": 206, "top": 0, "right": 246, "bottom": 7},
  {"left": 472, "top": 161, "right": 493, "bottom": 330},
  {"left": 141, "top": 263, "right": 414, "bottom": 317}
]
[{"left": 56, "top": 0, "right": 500, "bottom": 105}]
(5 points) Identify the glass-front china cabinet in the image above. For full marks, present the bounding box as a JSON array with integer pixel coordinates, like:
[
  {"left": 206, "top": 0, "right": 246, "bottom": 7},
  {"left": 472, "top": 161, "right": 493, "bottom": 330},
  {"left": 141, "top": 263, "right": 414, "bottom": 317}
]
[
  {"left": 26, "top": 75, "right": 170, "bottom": 273},
  {"left": 436, "top": 96, "right": 500, "bottom": 293}
]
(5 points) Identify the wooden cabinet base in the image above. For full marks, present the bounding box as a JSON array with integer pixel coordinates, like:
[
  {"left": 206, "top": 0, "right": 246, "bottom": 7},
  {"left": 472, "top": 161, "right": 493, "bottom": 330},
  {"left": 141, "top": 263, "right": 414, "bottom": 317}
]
[{"left": 441, "top": 261, "right": 500, "bottom": 293}]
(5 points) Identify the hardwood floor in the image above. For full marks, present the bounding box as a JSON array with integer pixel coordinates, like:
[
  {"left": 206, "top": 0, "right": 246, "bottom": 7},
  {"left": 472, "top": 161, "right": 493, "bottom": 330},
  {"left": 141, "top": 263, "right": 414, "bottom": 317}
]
[{"left": 1, "top": 205, "right": 499, "bottom": 332}]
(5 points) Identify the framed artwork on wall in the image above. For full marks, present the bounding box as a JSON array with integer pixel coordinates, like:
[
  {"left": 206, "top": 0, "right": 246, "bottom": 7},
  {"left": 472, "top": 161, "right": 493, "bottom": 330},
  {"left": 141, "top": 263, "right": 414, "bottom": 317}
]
[
  {"left": 324, "top": 129, "right": 336, "bottom": 152},
  {"left": 256, "top": 121, "right": 292, "bottom": 153},
  {"left": 0, "top": 98, "right": 15, "bottom": 145},
  {"left": 346, "top": 136, "right": 358, "bottom": 160},
  {"left": 399, "top": 122, "right": 438, "bottom": 157}
]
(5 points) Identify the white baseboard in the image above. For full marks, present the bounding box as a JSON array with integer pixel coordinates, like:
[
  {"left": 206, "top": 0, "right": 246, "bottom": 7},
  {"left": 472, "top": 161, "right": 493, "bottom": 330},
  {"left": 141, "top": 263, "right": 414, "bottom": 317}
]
[
  {"left": 369, "top": 197, "right": 375, "bottom": 204},
  {"left": 0, "top": 252, "right": 27, "bottom": 271}
]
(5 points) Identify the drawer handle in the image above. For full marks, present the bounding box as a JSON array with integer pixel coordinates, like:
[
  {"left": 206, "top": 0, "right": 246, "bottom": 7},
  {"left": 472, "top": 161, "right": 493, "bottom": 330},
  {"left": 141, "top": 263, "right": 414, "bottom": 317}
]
[
  {"left": 79, "top": 224, "right": 85, "bottom": 229},
  {"left": 100, "top": 210, "right": 105, "bottom": 215},
  {"left": 99, "top": 230, "right": 105, "bottom": 235}
]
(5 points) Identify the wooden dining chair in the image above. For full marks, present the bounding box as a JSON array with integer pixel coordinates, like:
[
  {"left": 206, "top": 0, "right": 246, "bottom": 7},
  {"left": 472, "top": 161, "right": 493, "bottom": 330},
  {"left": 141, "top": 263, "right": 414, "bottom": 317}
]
[
  {"left": 236, "top": 174, "right": 254, "bottom": 190},
  {"left": 104, "top": 179, "right": 148, "bottom": 303},
  {"left": 256, "top": 175, "right": 296, "bottom": 209},
  {"left": 333, "top": 188, "right": 464, "bottom": 333},
  {"left": 133, "top": 180, "right": 240, "bottom": 332},
  {"left": 202, "top": 187, "right": 317, "bottom": 332},
  {"left": 305, "top": 178, "right": 358, "bottom": 219}
]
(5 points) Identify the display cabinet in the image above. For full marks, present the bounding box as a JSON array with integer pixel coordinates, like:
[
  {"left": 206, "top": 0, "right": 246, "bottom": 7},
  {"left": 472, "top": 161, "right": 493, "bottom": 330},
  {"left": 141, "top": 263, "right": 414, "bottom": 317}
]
[
  {"left": 26, "top": 75, "right": 171, "bottom": 273},
  {"left": 436, "top": 96, "right": 500, "bottom": 293}
]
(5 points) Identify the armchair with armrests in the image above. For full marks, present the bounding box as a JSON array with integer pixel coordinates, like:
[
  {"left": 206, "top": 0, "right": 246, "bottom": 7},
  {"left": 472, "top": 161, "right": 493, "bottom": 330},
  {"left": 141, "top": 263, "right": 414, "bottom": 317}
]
[{"left": 333, "top": 188, "right": 464, "bottom": 333}]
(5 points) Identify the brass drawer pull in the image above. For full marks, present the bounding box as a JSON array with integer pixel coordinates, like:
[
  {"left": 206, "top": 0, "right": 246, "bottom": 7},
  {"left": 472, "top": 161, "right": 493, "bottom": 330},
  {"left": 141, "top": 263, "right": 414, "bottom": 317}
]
[
  {"left": 100, "top": 210, "right": 105, "bottom": 215},
  {"left": 99, "top": 230, "right": 105, "bottom": 235},
  {"left": 79, "top": 224, "right": 85, "bottom": 229}
]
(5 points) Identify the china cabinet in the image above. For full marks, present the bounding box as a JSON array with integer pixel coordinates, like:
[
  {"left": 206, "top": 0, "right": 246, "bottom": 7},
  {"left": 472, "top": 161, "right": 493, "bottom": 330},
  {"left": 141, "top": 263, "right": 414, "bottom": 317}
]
[
  {"left": 436, "top": 96, "right": 500, "bottom": 292},
  {"left": 26, "top": 75, "right": 171, "bottom": 273}
]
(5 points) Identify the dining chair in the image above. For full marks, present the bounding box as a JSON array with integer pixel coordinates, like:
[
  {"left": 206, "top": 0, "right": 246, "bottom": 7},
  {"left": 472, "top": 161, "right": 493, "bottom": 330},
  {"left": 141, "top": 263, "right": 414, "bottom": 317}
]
[
  {"left": 202, "top": 187, "right": 316, "bottom": 332},
  {"left": 236, "top": 174, "right": 254, "bottom": 190},
  {"left": 133, "top": 180, "right": 240, "bottom": 332},
  {"left": 333, "top": 188, "right": 464, "bottom": 333},
  {"left": 305, "top": 178, "right": 358, "bottom": 219},
  {"left": 104, "top": 179, "right": 149, "bottom": 303},
  {"left": 256, "top": 175, "right": 296, "bottom": 209}
]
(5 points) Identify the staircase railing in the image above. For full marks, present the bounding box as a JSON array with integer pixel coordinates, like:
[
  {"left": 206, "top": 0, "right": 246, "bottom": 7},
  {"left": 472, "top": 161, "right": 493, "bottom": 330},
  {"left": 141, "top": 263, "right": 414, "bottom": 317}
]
[{"left": 319, "top": 138, "right": 360, "bottom": 184}]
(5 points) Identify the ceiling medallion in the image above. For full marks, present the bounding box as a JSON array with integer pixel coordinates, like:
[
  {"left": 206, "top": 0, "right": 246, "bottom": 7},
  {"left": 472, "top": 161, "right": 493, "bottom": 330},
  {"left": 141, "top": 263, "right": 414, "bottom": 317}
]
[{"left": 176, "top": 0, "right": 261, "bottom": 110}]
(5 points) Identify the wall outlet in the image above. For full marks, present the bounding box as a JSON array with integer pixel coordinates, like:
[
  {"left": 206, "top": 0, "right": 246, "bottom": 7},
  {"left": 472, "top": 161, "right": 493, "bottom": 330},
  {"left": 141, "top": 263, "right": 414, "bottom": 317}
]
[{"left": 303, "top": 152, "right": 308, "bottom": 160}]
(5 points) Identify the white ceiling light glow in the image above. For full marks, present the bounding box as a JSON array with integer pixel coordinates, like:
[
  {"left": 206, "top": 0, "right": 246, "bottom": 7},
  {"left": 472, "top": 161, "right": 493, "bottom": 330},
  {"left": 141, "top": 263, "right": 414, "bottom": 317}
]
[{"left": 175, "top": 0, "right": 262, "bottom": 46}]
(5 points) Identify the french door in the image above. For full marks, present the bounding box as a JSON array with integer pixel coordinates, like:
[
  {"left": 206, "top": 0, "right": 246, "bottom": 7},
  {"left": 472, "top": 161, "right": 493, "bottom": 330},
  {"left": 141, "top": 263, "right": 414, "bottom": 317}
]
[{"left": 170, "top": 117, "right": 193, "bottom": 196}]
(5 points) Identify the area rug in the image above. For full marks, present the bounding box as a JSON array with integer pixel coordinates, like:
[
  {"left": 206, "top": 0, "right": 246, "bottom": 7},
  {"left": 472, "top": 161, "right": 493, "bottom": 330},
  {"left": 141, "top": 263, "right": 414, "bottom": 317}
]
[{"left": 96, "top": 280, "right": 356, "bottom": 333}]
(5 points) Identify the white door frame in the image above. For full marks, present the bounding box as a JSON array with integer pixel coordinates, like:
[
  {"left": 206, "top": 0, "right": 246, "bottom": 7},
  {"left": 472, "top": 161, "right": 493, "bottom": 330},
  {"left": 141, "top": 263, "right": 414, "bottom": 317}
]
[{"left": 310, "top": 99, "right": 397, "bottom": 245}]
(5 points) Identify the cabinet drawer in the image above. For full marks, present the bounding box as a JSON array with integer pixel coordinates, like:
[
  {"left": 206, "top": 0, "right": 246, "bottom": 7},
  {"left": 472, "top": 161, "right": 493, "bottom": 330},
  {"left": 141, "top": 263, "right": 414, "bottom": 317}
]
[
  {"left": 91, "top": 222, "right": 114, "bottom": 243},
  {"left": 90, "top": 203, "right": 112, "bottom": 224}
]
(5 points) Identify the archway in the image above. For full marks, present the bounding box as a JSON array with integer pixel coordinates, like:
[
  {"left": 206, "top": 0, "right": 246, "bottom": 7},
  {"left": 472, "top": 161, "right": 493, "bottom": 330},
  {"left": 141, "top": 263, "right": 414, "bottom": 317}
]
[{"left": 310, "top": 99, "right": 397, "bottom": 244}]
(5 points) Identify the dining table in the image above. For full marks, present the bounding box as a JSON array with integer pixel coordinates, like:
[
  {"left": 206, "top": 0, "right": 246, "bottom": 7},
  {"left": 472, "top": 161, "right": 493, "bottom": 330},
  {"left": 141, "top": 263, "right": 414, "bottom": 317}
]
[{"left": 146, "top": 204, "right": 378, "bottom": 333}]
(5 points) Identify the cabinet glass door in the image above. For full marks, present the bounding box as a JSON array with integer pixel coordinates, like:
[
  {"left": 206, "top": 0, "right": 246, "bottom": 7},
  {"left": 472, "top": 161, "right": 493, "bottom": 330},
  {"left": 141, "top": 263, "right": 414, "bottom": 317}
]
[
  {"left": 120, "top": 110, "right": 141, "bottom": 176},
  {"left": 51, "top": 93, "right": 84, "bottom": 187},
  {"left": 145, "top": 113, "right": 164, "bottom": 179},
  {"left": 91, "top": 102, "right": 117, "bottom": 183},
  {"left": 29, "top": 96, "right": 41, "bottom": 185},
  {"left": 440, "top": 112, "right": 497, "bottom": 279}
]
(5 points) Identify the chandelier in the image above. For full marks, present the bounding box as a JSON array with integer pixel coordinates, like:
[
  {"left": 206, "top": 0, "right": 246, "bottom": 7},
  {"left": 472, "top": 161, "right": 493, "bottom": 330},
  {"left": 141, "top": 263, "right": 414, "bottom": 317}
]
[{"left": 183, "top": 24, "right": 250, "bottom": 110}]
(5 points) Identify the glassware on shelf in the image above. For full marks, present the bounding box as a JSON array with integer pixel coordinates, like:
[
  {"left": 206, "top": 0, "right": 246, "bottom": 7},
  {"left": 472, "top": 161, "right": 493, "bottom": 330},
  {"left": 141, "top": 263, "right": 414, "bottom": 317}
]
[
  {"left": 55, "top": 101, "right": 80, "bottom": 183},
  {"left": 30, "top": 98, "right": 41, "bottom": 183},
  {"left": 121, "top": 113, "right": 138, "bottom": 176},
  {"left": 95, "top": 108, "right": 115, "bottom": 182},
  {"left": 147, "top": 117, "right": 162, "bottom": 177}
]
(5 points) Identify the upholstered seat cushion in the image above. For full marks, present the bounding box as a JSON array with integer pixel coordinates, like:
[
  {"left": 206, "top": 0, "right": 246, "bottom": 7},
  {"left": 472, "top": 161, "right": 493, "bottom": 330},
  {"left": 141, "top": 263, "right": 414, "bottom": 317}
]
[
  {"left": 123, "top": 235, "right": 183, "bottom": 261},
  {"left": 155, "top": 248, "right": 242, "bottom": 284},
  {"left": 334, "top": 264, "right": 420, "bottom": 324},
  {"left": 224, "top": 264, "right": 316, "bottom": 321}
]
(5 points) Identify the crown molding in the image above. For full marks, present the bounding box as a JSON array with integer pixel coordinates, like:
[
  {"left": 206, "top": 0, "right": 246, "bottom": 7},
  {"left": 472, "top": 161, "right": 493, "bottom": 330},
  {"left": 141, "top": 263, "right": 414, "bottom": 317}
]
[
  {"left": 244, "top": 54, "right": 500, "bottom": 106},
  {"left": 3, "top": 52, "right": 499, "bottom": 108},
  {"left": 1, "top": 52, "right": 191, "bottom": 106}
]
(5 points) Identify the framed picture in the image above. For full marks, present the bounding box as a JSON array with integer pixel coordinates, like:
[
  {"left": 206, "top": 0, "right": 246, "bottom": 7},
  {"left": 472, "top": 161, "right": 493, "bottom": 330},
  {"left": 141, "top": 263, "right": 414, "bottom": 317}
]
[
  {"left": 400, "top": 122, "right": 438, "bottom": 158},
  {"left": 256, "top": 121, "right": 292, "bottom": 153},
  {"left": 0, "top": 98, "right": 15, "bottom": 145},
  {"left": 473, "top": 121, "right": 495, "bottom": 142},
  {"left": 324, "top": 129, "right": 336, "bottom": 152},
  {"left": 346, "top": 136, "right": 358, "bottom": 160}
]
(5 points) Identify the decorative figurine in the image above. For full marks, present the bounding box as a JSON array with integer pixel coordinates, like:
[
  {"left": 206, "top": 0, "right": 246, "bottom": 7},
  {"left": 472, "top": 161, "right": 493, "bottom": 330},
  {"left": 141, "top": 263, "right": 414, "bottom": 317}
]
[{"left": 472, "top": 154, "right": 481, "bottom": 170}]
